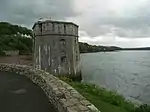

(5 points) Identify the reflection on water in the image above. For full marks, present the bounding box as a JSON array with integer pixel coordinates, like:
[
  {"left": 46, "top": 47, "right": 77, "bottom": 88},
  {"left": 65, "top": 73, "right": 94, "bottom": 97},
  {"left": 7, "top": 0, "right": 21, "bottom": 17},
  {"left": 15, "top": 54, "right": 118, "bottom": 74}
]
[{"left": 81, "top": 51, "right": 150, "bottom": 104}]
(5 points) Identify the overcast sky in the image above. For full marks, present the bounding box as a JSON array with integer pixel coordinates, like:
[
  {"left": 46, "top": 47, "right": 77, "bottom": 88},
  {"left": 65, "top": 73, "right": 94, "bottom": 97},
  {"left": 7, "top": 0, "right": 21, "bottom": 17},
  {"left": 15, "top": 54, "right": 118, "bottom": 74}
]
[{"left": 1, "top": 0, "right": 150, "bottom": 48}]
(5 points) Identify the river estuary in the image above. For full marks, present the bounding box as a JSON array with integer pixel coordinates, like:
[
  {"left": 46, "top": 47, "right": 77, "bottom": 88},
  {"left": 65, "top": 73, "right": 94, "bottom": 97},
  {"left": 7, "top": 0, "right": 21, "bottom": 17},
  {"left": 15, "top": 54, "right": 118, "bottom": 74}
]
[{"left": 81, "top": 51, "right": 150, "bottom": 104}]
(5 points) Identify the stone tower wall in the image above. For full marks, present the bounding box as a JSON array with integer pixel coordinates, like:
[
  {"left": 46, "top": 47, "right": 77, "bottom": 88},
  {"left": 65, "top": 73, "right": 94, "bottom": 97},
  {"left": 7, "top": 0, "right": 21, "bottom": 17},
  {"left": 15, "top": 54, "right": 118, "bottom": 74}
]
[{"left": 33, "top": 20, "right": 81, "bottom": 80}]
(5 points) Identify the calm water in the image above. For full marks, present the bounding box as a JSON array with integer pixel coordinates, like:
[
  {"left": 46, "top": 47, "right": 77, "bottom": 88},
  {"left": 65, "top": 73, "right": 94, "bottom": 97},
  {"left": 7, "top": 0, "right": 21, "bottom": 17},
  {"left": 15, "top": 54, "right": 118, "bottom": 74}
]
[{"left": 81, "top": 51, "right": 150, "bottom": 104}]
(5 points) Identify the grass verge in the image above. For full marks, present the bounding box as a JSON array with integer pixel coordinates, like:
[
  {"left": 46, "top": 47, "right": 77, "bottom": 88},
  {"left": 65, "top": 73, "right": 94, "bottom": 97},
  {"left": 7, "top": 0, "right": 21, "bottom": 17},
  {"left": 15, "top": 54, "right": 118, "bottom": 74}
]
[{"left": 59, "top": 77, "right": 150, "bottom": 112}]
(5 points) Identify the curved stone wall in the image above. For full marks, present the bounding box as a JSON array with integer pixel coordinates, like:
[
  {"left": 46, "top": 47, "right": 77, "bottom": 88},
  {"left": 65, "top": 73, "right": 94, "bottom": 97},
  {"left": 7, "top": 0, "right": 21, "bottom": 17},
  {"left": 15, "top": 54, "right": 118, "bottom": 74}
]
[{"left": 0, "top": 64, "right": 100, "bottom": 112}]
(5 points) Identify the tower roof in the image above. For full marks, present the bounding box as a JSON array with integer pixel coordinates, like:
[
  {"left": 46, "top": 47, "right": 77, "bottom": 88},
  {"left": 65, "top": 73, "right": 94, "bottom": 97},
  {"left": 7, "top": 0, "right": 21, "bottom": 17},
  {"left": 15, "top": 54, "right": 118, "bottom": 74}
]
[{"left": 32, "top": 19, "right": 79, "bottom": 29}]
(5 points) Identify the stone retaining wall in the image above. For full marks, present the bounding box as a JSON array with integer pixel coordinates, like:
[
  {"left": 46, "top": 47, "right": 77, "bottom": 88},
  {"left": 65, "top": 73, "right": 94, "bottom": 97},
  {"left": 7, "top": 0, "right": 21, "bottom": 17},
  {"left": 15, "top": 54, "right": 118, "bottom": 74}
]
[{"left": 0, "top": 64, "right": 100, "bottom": 112}]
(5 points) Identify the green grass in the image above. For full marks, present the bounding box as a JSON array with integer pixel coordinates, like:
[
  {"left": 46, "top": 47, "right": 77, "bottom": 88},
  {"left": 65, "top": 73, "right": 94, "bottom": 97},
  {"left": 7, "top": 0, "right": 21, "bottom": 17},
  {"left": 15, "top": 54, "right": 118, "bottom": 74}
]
[
  {"left": 69, "top": 82, "right": 133, "bottom": 112},
  {"left": 59, "top": 77, "right": 150, "bottom": 112}
]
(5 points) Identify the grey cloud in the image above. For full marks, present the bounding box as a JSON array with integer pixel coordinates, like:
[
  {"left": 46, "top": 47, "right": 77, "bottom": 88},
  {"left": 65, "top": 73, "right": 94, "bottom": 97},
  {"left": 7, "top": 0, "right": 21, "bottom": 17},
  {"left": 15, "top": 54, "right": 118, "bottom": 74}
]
[
  {"left": 82, "top": 14, "right": 150, "bottom": 38},
  {"left": 1, "top": 0, "right": 150, "bottom": 39},
  {"left": 76, "top": 0, "right": 150, "bottom": 38},
  {"left": 0, "top": 0, "right": 77, "bottom": 28}
]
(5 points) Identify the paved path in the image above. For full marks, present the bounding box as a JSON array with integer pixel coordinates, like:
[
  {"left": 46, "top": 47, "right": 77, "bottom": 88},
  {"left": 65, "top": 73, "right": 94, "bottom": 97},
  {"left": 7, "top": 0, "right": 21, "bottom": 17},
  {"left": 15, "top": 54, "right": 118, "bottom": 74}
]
[{"left": 0, "top": 71, "right": 58, "bottom": 112}]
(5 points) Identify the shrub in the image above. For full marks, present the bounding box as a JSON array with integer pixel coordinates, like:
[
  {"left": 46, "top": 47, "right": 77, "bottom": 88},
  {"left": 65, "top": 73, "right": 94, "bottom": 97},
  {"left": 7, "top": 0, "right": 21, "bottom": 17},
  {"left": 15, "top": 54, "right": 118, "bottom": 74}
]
[{"left": 135, "top": 104, "right": 150, "bottom": 112}]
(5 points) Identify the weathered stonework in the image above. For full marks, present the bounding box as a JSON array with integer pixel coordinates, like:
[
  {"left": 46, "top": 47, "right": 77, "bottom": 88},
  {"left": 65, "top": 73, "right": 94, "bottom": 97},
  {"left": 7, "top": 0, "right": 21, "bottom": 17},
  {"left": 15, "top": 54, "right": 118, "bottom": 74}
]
[
  {"left": 32, "top": 20, "right": 82, "bottom": 81},
  {"left": 0, "top": 63, "right": 100, "bottom": 112}
]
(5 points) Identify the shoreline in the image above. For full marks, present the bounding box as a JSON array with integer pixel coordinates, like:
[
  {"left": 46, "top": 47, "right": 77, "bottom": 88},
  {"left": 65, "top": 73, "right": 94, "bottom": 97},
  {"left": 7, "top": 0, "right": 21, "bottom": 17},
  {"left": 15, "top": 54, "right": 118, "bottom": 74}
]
[{"left": 80, "top": 49, "right": 150, "bottom": 54}]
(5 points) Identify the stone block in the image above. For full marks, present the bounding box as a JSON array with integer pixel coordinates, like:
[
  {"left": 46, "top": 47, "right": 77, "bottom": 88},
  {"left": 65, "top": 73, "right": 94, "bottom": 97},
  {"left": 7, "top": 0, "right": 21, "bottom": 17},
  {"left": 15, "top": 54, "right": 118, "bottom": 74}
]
[
  {"left": 80, "top": 100, "right": 91, "bottom": 106},
  {"left": 77, "top": 104, "right": 89, "bottom": 111},
  {"left": 66, "top": 105, "right": 80, "bottom": 112}
]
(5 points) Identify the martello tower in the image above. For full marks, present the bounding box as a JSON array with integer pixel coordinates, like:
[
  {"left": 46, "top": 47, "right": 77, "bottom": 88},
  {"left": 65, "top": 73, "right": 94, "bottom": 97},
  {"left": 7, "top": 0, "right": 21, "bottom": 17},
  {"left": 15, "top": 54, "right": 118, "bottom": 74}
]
[{"left": 32, "top": 19, "right": 81, "bottom": 80}]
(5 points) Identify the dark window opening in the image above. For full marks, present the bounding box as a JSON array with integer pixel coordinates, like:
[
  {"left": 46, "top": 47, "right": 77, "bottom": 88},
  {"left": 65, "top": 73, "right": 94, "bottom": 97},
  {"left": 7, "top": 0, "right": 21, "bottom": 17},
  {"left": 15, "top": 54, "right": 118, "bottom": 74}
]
[
  {"left": 64, "top": 25, "right": 66, "bottom": 34},
  {"left": 76, "top": 55, "right": 78, "bottom": 61},
  {"left": 60, "top": 39, "right": 66, "bottom": 45},
  {"left": 60, "top": 39, "right": 65, "bottom": 41},
  {"left": 61, "top": 56, "right": 67, "bottom": 63},
  {"left": 75, "top": 38, "right": 77, "bottom": 44},
  {"left": 52, "top": 23, "right": 55, "bottom": 32}
]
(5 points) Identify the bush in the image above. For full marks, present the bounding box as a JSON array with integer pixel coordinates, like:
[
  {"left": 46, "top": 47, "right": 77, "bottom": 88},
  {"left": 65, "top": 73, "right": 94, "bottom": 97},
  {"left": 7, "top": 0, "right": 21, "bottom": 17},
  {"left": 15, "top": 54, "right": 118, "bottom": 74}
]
[
  {"left": 135, "top": 104, "right": 150, "bottom": 112},
  {"left": 59, "top": 76, "right": 73, "bottom": 82},
  {"left": 0, "top": 49, "right": 5, "bottom": 56}
]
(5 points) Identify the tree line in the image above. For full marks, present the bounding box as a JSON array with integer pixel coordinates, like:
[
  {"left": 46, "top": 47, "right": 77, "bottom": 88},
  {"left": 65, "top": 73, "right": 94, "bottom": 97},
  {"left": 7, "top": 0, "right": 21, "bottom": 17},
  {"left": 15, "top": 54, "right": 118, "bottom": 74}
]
[{"left": 79, "top": 42, "right": 122, "bottom": 53}]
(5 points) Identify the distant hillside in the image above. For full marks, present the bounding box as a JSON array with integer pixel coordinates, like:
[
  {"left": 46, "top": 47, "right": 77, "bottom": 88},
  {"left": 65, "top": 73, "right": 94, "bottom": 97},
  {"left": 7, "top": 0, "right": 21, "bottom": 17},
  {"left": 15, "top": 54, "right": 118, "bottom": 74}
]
[
  {"left": 0, "top": 22, "right": 32, "bottom": 36},
  {"left": 79, "top": 42, "right": 150, "bottom": 53},
  {"left": 122, "top": 47, "right": 150, "bottom": 50},
  {"left": 0, "top": 22, "right": 33, "bottom": 55},
  {"left": 79, "top": 42, "right": 122, "bottom": 53}
]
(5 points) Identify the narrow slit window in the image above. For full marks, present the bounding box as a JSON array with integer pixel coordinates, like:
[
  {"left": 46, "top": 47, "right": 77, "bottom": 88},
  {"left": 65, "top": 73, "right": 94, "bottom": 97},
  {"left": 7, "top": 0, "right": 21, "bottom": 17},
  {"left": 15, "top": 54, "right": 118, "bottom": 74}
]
[
  {"left": 60, "top": 39, "right": 66, "bottom": 45},
  {"left": 64, "top": 25, "right": 66, "bottom": 34},
  {"left": 61, "top": 56, "right": 67, "bottom": 63}
]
